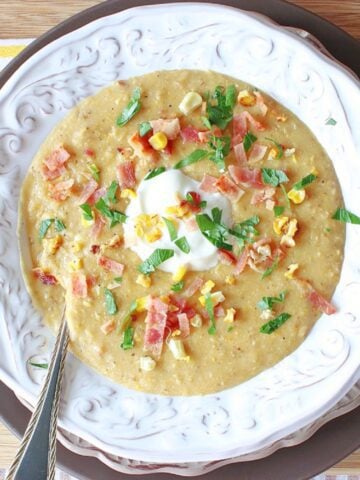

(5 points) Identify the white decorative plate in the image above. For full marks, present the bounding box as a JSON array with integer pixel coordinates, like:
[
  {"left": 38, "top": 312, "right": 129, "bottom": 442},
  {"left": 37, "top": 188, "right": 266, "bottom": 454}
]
[{"left": 0, "top": 2, "right": 359, "bottom": 475}]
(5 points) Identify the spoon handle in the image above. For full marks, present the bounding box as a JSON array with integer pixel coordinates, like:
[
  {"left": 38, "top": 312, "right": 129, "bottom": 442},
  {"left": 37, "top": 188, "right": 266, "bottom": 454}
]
[{"left": 6, "top": 312, "right": 69, "bottom": 480}]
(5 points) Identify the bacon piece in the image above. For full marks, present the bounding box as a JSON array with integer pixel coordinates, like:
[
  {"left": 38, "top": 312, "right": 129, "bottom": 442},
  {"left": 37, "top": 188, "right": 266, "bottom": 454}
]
[
  {"left": 71, "top": 272, "right": 88, "bottom": 298},
  {"left": 87, "top": 187, "right": 106, "bottom": 206},
  {"left": 234, "top": 246, "right": 250, "bottom": 275},
  {"left": 248, "top": 143, "right": 267, "bottom": 163},
  {"left": 233, "top": 143, "right": 247, "bottom": 165},
  {"left": 86, "top": 274, "right": 98, "bottom": 288},
  {"left": 180, "top": 191, "right": 204, "bottom": 214},
  {"left": 116, "top": 160, "right": 136, "bottom": 189},
  {"left": 178, "top": 313, "right": 190, "bottom": 338},
  {"left": 215, "top": 175, "right": 244, "bottom": 202},
  {"left": 128, "top": 132, "right": 157, "bottom": 161},
  {"left": 243, "top": 111, "right": 265, "bottom": 132},
  {"left": 294, "top": 279, "right": 336, "bottom": 315},
  {"left": 198, "top": 131, "right": 211, "bottom": 143},
  {"left": 48, "top": 179, "right": 74, "bottom": 201},
  {"left": 218, "top": 249, "right": 237, "bottom": 265},
  {"left": 33, "top": 268, "right": 57, "bottom": 285},
  {"left": 150, "top": 118, "right": 180, "bottom": 140},
  {"left": 97, "top": 255, "right": 124, "bottom": 276},
  {"left": 214, "top": 305, "right": 225, "bottom": 318},
  {"left": 183, "top": 277, "right": 204, "bottom": 298},
  {"left": 42, "top": 164, "right": 66, "bottom": 180},
  {"left": 144, "top": 297, "right": 169, "bottom": 358},
  {"left": 251, "top": 187, "right": 276, "bottom": 207},
  {"left": 163, "top": 139, "right": 174, "bottom": 156},
  {"left": 43, "top": 146, "right": 71, "bottom": 172},
  {"left": 90, "top": 244, "right": 100, "bottom": 254},
  {"left": 232, "top": 112, "right": 265, "bottom": 144},
  {"left": 91, "top": 214, "right": 106, "bottom": 239},
  {"left": 184, "top": 216, "right": 198, "bottom": 232},
  {"left": 180, "top": 125, "right": 202, "bottom": 143},
  {"left": 84, "top": 148, "right": 95, "bottom": 157},
  {"left": 254, "top": 91, "right": 268, "bottom": 117},
  {"left": 199, "top": 174, "right": 218, "bottom": 193},
  {"left": 77, "top": 178, "right": 98, "bottom": 205},
  {"left": 229, "top": 165, "right": 264, "bottom": 189}
]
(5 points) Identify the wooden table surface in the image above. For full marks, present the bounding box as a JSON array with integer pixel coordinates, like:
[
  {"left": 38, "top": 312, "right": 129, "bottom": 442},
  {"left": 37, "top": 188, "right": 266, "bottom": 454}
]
[{"left": 0, "top": 0, "right": 359, "bottom": 477}]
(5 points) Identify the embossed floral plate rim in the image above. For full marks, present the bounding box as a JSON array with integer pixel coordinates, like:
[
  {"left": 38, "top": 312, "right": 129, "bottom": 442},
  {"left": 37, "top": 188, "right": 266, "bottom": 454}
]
[{"left": 0, "top": 2, "right": 359, "bottom": 468}]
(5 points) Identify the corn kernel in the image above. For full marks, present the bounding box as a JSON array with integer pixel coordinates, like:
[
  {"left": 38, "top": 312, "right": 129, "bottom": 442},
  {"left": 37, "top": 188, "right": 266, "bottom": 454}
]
[
  {"left": 287, "top": 218, "right": 298, "bottom": 237},
  {"left": 135, "top": 295, "right": 150, "bottom": 312},
  {"left": 171, "top": 329, "right": 181, "bottom": 337},
  {"left": 120, "top": 188, "right": 137, "bottom": 199},
  {"left": 81, "top": 216, "right": 94, "bottom": 227},
  {"left": 144, "top": 228, "right": 163, "bottom": 243},
  {"left": 179, "top": 91, "right": 203, "bottom": 115},
  {"left": 149, "top": 131, "right": 168, "bottom": 150},
  {"left": 68, "top": 258, "right": 83, "bottom": 271},
  {"left": 140, "top": 356, "right": 156, "bottom": 372},
  {"left": 268, "top": 147, "right": 280, "bottom": 160},
  {"left": 276, "top": 114, "right": 287, "bottom": 122},
  {"left": 43, "top": 235, "right": 63, "bottom": 255},
  {"left": 311, "top": 167, "right": 319, "bottom": 176},
  {"left": 225, "top": 275, "right": 235, "bottom": 285},
  {"left": 72, "top": 239, "right": 83, "bottom": 253},
  {"left": 201, "top": 280, "right": 215, "bottom": 295},
  {"left": 199, "top": 291, "right": 225, "bottom": 307},
  {"left": 168, "top": 338, "right": 190, "bottom": 361},
  {"left": 260, "top": 309, "right": 273, "bottom": 321},
  {"left": 190, "top": 314, "right": 202, "bottom": 328},
  {"left": 136, "top": 274, "right": 151, "bottom": 288},
  {"left": 108, "top": 234, "right": 123, "bottom": 248},
  {"left": 223, "top": 308, "right": 236, "bottom": 323},
  {"left": 284, "top": 263, "right": 299, "bottom": 279},
  {"left": 273, "top": 216, "right": 289, "bottom": 235},
  {"left": 280, "top": 235, "right": 296, "bottom": 248},
  {"left": 165, "top": 204, "right": 190, "bottom": 218},
  {"left": 172, "top": 265, "right": 187, "bottom": 282},
  {"left": 288, "top": 188, "right": 306, "bottom": 204},
  {"left": 237, "top": 89, "right": 256, "bottom": 106},
  {"left": 284, "top": 148, "right": 296, "bottom": 158}
]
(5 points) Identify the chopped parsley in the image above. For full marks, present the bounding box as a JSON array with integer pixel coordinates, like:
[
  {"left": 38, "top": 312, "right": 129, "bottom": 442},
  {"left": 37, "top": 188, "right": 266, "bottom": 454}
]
[
  {"left": 29, "top": 361, "right": 48, "bottom": 369},
  {"left": 80, "top": 203, "right": 93, "bottom": 221},
  {"left": 95, "top": 198, "right": 127, "bottom": 227},
  {"left": 201, "top": 116, "right": 212, "bottom": 129},
  {"left": 186, "top": 192, "right": 206, "bottom": 209},
  {"left": 332, "top": 208, "right": 360, "bottom": 225},
  {"left": 120, "top": 326, "right": 135, "bottom": 350},
  {"left": 292, "top": 173, "right": 317, "bottom": 191},
  {"left": 260, "top": 312, "right": 291, "bottom": 334},
  {"left": 325, "top": 117, "right": 337, "bottom": 126},
  {"left": 138, "top": 121, "right": 152, "bottom": 137},
  {"left": 104, "top": 288, "right": 118, "bottom": 315},
  {"left": 243, "top": 132, "right": 257, "bottom": 152},
  {"left": 54, "top": 219, "right": 66, "bottom": 232},
  {"left": 39, "top": 217, "right": 66, "bottom": 239},
  {"left": 257, "top": 291, "right": 286, "bottom": 311},
  {"left": 261, "top": 168, "right": 289, "bottom": 187},
  {"left": 171, "top": 280, "right": 185, "bottom": 292},
  {"left": 206, "top": 85, "right": 236, "bottom": 129},
  {"left": 274, "top": 205, "right": 285, "bottom": 217},
  {"left": 104, "top": 181, "right": 118, "bottom": 205},
  {"left": 196, "top": 211, "right": 232, "bottom": 251},
  {"left": 114, "top": 277, "right": 123, "bottom": 283},
  {"left": 116, "top": 87, "right": 141, "bottom": 127},
  {"left": 162, "top": 217, "right": 177, "bottom": 241},
  {"left": 229, "top": 215, "right": 260, "bottom": 250},
  {"left": 208, "top": 134, "right": 231, "bottom": 172},
  {"left": 265, "top": 137, "right": 284, "bottom": 159},
  {"left": 138, "top": 248, "right": 174, "bottom": 275},
  {"left": 280, "top": 184, "right": 291, "bottom": 210},
  {"left": 144, "top": 166, "right": 166, "bottom": 180},
  {"left": 87, "top": 163, "right": 100, "bottom": 181},
  {"left": 118, "top": 299, "right": 138, "bottom": 334},
  {"left": 205, "top": 293, "right": 216, "bottom": 335},
  {"left": 175, "top": 236, "right": 191, "bottom": 254},
  {"left": 261, "top": 257, "right": 279, "bottom": 279},
  {"left": 174, "top": 149, "right": 209, "bottom": 169}
]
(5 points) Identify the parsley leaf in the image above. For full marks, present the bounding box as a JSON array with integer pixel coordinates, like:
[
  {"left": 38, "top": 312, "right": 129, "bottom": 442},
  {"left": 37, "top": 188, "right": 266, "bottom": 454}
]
[
  {"left": 205, "top": 293, "right": 216, "bottom": 334},
  {"left": 257, "top": 291, "right": 286, "bottom": 311},
  {"left": 118, "top": 299, "right": 138, "bottom": 334},
  {"left": 87, "top": 163, "right": 100, "bottom": 181},
  {"left": 144, "top": 166, "right": 166, "bottom": 180},
  {"left": 260, "top": 312, "right": 291, "bottom": 334},
  {"left": 261, "top": 257, "right": 279, "bottom": 279},
  {"left": 332, "top": 208, "right": 360, "bottom": 225},
  {"left": 261, "top": 168, "right": 289, "bottom": 187},
  {"left": 206, "top": 85, "right": 236, "bottom": 129},
  {"left": 104, "top": 288, "right": 118, "bottom": 315},
  {"left": 201, "top": 116, "right": 212, "bottom": 129},
  {"left": 174, "top": 149, "right": 209, "bottom": 169},
  {"left": 104, "top": 181, "right": 118, "bottom": 205},
  {"left": 139, "top": 121, "right": 152, "bottom": 137},
  {"left": 162, "top": 217, "right": 177, "bottom": 241},
  {"left": 171, "top": 280, "right": 185, "bottom": 292},
  {"left": 325, "top": 117, "right": 337, "bottom": 126},
  {"left": 280, "top": 184, "right": 291, "bottom": 210},
  {"left": 274, "top": 206, "right": 285, "bottom": 217},
  {"left": 121, "top": 326, "right": 135, "bottom": 350},
  {"left": 80, "top": 203, "right": 93, "bottom": 221},
  {"left": 39, "top": 219, "right": 54, "bottom": 239},
  {"left": 95, "top": 198, "right": 127, "bottom": 227},
  {"left": 208, "top": 135, "right": 231, "bottom": 171},
  {"left": 196, "top": 212, "right": 232, "bottom": 251},
  {"left": 243, "top": 132, "right": 257, "bottom": 152},
  {"left": 29, "top": 361, "right": 48, "bottom": 369},
  {"left": 138, "top": 249, "right": 174, "bottom": 275},
  {"left": 229, "top": 215, "right": 260, "bottom": 249},
  {"left": 175, "top": 236, "right": 191, "bottom": 254},
  {"left": 225, "top": 84, "right": 237, "bottom": 109},
  {"left": 116, "top": 87, "right": 141, "bottom": 127},
  {"left": 265, "top": 137, "right": 284, "bottom": 159},
  {"left": 292, "top": 173, "right": 317, "bottom": 191},
  {"left": 114, "top": 277, "right": 123, "bottom": 283}
]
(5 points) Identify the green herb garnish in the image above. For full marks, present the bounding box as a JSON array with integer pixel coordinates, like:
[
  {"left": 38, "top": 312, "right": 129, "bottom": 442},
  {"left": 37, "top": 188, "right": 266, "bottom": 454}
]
[
  {"left": 260, "top": 312, "right": 291, "bottom": 334},
  {"left": 174, "top": 236, "right": 191, "bottom": 254},
  {"left": 265, "top": 137, "right": 284, "bottom": 159},
  {"left": 171, "top": 281, "right": 185, "bottom": 292},
  {"left": 229, "top": 215, "right": 260, "bottom": 250},
  {"left": 80, "top": 203, "right": 93, "bottom": 221},
  {"left": 257, "top": 291, "right": 286, "bottom": 311},
  {"left": 162, "top": 217, "right": 177, "bottom": 241},
  {"left": 29, "top": 361, "right": 48, "bottom": 369},
  {"left": 206, "top": 85, "right": 236, "bottom": 129},
  {"left": 325, "top": 117, "right": 337, "bottom": 126},
  {"left": 174, "top": 149, "right": 209, "bottom": 169},
  {"left": 227, "top": 326, "right": 234, "bottom": 332},
  {"left": 118, "top": 299, "right": 138, "bottom": 334},
  {"left": 261, "top": 257, "right": 279, "bottom": 279},
  {"left": 39, "top": 219, "right": 54, "bottom": 239},
  {"left": 225, "top": 84, "right": 237, "bottom": 109},
  {"left": 114, "top": 277, "right": 123, "bottom": 283},
  {"left": 332, "top": 208, "right": 360, "bottom": 225},
  {"left": 201, "top": 116, "right": 212, "bottom": 129},
  {"left": 87, "top": 163, "right": 100, "bottom": 181},
  {"left": 54, "top": 219, "right": 66, "bottom": 232},
  {"left": 138, "top": 248, "right": 174, "bottom": 275},
  {"left": 243, "top": 132, "right": 257, "bottom": 152},
  {"left": 280, "top": 184, "right": 291, "bottom": 210},
  {"left": 116, "top": 87, "right": 141, "bottom": 127},
  {"left": 208, "top": 134, "right": 231, "bottom": 171},
  {"left": 274, "top": 206, "right": 285, "bottom": 217},
  {"left": 104, "top": 181, "right": 118, "bottom": 205},
  {"left": 139, "top": 121, "right": 152, "bottom": 137},
  {"left": 104, "top": 288, "right": 118, "bottom": 315},
  {"left": 144, "top": 166, "right": 166, "bottom": 180},
  {"left": 205, "top": 293, "right": 216, "bottom": 335},
  {"left": 292, "top": 173, "right": 317, "bottom": 191},
  {"left": 121, "top": 326, "right": 135, "bottom": 350},
  {"left": 95, "top": 198, "right": 126, "bottom": 227},
  {"left": 261, "top": 168, "right": 289, "bottom": 187},
  {"left": 196, "top": 212, "right": 232, "bottom": 251}
]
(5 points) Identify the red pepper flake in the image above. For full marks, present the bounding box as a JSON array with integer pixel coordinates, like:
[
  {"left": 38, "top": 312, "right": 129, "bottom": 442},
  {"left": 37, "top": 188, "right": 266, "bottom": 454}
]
[
  {"left": 84, "top": 148, "right": 95, "bottom": 157},
  {"left": 90, "top": 245, "right": 100, "bottom": 254},
  {"left": 33, "top": 268, "right": 57, "bottom": 285}
]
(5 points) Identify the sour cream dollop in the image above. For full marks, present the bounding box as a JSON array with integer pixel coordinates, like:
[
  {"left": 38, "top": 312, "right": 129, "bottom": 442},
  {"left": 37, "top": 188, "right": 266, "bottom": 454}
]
[{"left": 123, "top": 170, "right": 232, "bottom": 273}]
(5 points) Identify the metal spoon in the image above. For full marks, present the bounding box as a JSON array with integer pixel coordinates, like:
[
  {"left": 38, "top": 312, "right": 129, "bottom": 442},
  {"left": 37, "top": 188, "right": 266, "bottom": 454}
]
[{"left": 6, "top": 310, "right": 69, "bottom": 480}]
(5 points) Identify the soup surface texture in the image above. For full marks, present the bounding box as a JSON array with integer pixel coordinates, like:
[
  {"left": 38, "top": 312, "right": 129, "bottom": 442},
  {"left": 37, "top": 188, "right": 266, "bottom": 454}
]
[{"left": 20, "top": 70, "right": 344, "bottom": 395}]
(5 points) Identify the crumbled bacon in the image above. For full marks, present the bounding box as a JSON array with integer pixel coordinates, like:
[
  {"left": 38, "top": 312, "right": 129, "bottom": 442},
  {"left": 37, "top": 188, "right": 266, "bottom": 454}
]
[
  {"left": 128, "top": 132, "right": 157, "bottom": 162},
  {"left": 84, "top": 148, "right": 95, "bottom": 157},
  {"left": 183, "top": 277, "right": 204, "bottom": 298},
  {"left": 248, "top": 143, "right": 267, "bottom": 163},
  {"left": 48, "top": 179, "right": 74, "bottom": 201},
  {"left": 215, "top": 175, "right": 244, "bottom": 202},
  {"left": 232, "top": 112, "right": 265, "bottom": 144},
  {"left": 33, "top": 268, "right": 57, "bottom": 285},
  {"left": 178, "top": 313, "right": 190, "bottom": 338},
  {"left": 90, "top": 245, "right": 100, "bottom": 254},
  {"left": 180, "top": 125, "right": 202, "bottom": 143},
  {"left": 150, "top": 118, "right": 180, "bottom": 140},
  {"left": 181, "top": 191, "right": 204, "bottom": 213},
  {"left": 143, "top": 297, "right": 169, "bottom": 358},
  {"left": 214, "top": 305, "right": 225, "bottom": 318},
  {"left": 87, "top": 187, "right": 106, "bottom": 206},
  {"left": 116, "top": 160, "right": 136, "bottom": 189},
  {"left": 229, "top": 165, "right": 264, "bottom": 189},
  {"left": 43, "top": 146, "right": 71, "bottom": 173},
  {"left": 233, "top": 143, "right": 247, "bottom": 165},
  {"left": 42, "top": 164, "right": 66, "bottom": 181},
  {"left": 294, "top": 279, "right": 336, "bottom": 315},
  {"left": 91, "top": 214, "right": 106, "bottom": 239},
  {"left": 71, "top": 272, "right": 88, "bottom": 298},
  {"left": 97, "top": 255, "right": 124, "bottom": 276},
  {"left": 218, "top": 249, "right": 237, "bottom": 265},
  {"left": 234, "top": 247, "right": 250, "bottom": 275},
  {"left": 254, "top": 91, "right": 268, "bottom": 117},
  {"left": 199, "top": 174, "right": 218, "bottom": 193},
  {"left": 77, "top": 178, "right": 98, "bottom": 205},
  {"left": 251, "top": 187, "right": 276, "bottom": 209}
]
